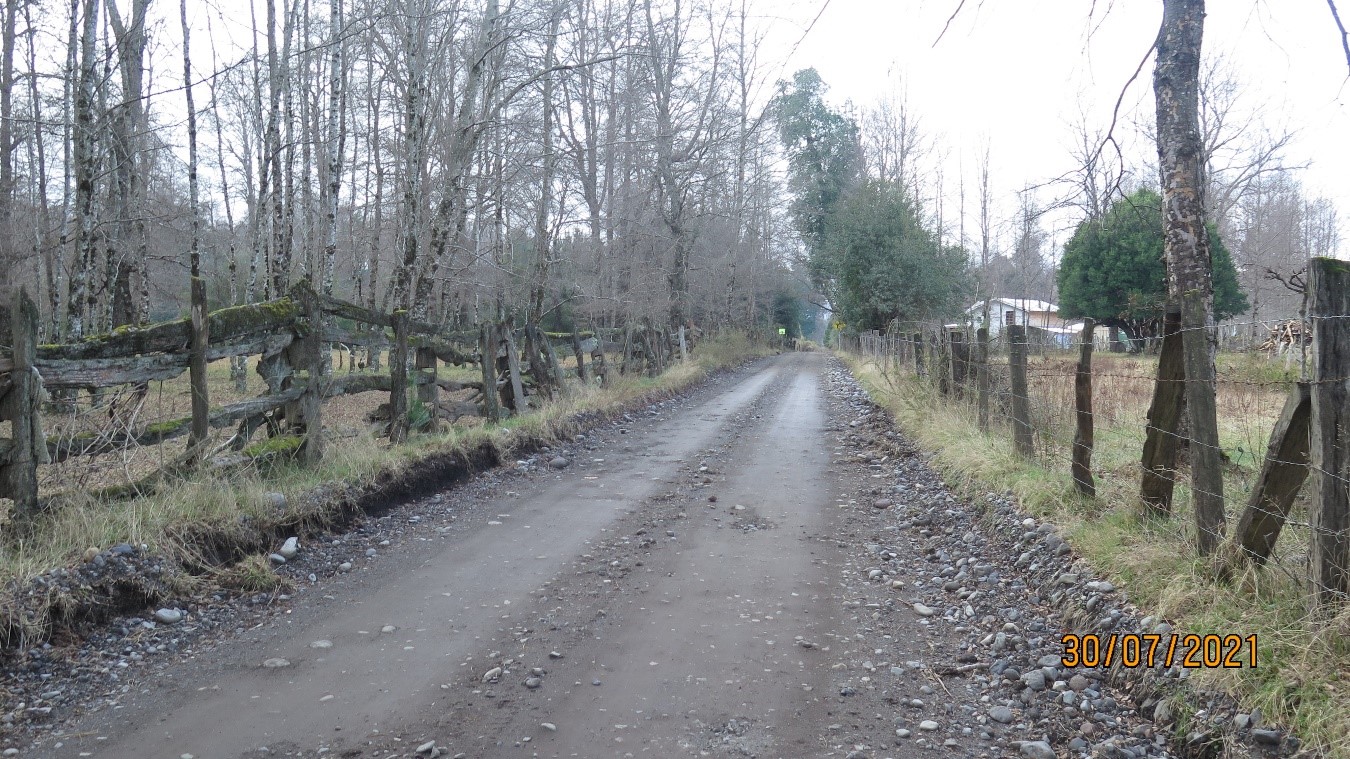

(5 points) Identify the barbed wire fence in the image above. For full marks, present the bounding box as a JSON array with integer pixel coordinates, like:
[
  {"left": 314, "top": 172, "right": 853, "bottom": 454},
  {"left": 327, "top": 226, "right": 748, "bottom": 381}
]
[{"left": 841, "top": 257, "right": 1350, "bottom": 611}]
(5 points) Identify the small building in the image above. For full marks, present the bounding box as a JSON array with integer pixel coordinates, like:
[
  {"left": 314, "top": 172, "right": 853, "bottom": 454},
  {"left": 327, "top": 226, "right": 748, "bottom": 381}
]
[
  {"left": 964, "top": 298, "right": 1075, "bottom": 338},
  {"left": 961, "top": 298, "right": 1103, "bottom": 349}
]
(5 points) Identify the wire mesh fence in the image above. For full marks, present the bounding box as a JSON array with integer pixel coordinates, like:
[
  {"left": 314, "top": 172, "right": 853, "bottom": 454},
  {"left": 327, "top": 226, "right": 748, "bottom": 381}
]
[{"left": 840, "top": 290, "right": 1350, "bottom": 608}]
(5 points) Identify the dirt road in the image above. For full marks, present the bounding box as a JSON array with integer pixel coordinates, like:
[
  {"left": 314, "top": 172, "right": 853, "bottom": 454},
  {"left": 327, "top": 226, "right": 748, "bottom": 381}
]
[{"left": 29, "top": 353, "right": 1188, "bottom": 759}]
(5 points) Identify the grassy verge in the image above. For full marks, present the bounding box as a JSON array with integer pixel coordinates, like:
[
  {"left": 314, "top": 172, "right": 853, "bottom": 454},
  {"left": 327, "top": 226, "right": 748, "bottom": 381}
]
[
  {"left": 840, "top": 351, "right": 1350, "bottom": 759},
  {"left": 0, "top": 332, "right": 772, "bottom": 603}
]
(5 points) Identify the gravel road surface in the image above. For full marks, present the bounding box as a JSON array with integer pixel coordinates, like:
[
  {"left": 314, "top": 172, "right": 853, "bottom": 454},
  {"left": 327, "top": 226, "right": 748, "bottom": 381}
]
[{"left": 16, "top": 352, "right": 1288, "bottom": 759}]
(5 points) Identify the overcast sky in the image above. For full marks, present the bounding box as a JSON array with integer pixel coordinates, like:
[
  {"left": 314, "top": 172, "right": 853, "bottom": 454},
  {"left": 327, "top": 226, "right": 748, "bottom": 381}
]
[{"left": 758, "top": 0, "right": 1349, "bottom": 258}]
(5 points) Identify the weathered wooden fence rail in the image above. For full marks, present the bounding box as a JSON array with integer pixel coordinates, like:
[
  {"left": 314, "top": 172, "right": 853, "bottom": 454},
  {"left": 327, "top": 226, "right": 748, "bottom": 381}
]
[{"left": 0, "top": 282, "right": 689, "bottom": 517}]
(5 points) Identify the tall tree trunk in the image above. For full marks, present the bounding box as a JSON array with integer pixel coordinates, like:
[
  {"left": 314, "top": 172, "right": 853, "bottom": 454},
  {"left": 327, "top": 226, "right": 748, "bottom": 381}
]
[
  {"left": 105, "top": 0, "right": 151, "bottom": 329},
  {"left": 53, "top": 0, "right": 80, "bottom": 339},
  {"left": 278, "top": 0, "right": 299, "bottom": 293},
  {"left": 413, "top": 0, "right": 501, "bottom": 321},
  {"left": 211, "top": 57, "right": 248, "bottom": 391},
  {"left": 247, "top": 0, "right": 268, "bottom": 303},
  {"left": 68, "top": 0, "right": 100, "bottom": 342},
  {"left": 388, "top": 0, "right": 430, "bottom": 314},
  {"left": 1154, "top": 0, "right": 1225, "bottom": 556},
  {"left": 264, "top": 0, "right": 292, "bottom": 296},
  {"left": 322, "top": 0, "right": 345, "bottom": 297},
  {"left": 366, "top": 86, "right": 384, "bottom": 373},
  {"left": 0, "top": 0, "right": 18, "bottom": 308},
  {"left": 25, "top": 0, "right": 54, "bottom": 338},
  {"left": 182, "top": 0, "right": 209, "bottom": 455},
  {"left": 529, "top": 4, "right": 562, "bottom": 323}
]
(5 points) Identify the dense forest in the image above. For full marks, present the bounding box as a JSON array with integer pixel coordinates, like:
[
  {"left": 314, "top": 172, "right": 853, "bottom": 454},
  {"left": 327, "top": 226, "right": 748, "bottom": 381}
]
[{"left": 0, "top": 0, "right": 822, "bottom": 346}]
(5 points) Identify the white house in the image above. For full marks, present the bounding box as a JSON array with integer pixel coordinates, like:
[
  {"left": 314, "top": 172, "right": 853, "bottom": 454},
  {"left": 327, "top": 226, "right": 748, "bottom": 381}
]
[{"left": 964, "top": 298, "right": 1074, "bottom": 338}]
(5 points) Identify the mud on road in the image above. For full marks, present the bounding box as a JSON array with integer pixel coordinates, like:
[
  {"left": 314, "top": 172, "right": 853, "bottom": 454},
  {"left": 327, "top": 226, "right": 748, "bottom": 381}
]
[{"left": 17, "top": 353, "right": 1283, "bottom": 758}]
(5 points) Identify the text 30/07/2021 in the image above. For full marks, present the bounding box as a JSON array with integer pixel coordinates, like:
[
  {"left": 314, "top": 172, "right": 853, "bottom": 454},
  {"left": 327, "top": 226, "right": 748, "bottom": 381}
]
[{"left": 1060, "top": 633, "right": 1258, "bottom": 669}]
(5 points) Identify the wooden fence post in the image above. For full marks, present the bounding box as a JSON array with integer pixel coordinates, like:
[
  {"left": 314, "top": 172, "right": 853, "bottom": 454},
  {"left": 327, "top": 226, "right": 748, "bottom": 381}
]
[
  {"left": 570, "top": 331, "right": 591, "bottom": 384},
  {"left": 976, "top": 327, "right": 990, "bottom": 432},
  {"left": 592, "top": 339, "right": 610, "bottom": 388},
  {"left": 913, "top": 332, "right": 925, "bottom": 377},
  {"left": 480, "top": 323, "right": 502, "bottom": 421},
  {"left": 416, "top": 345, "right": 439, "bottom": 433},
  {"left": 950, "top": 329, "right": 969, "bottom": 398},
  {"left": 937, "top": 329, "right": 952, "bottom": 396},
  {"left": 187, "top": 275, "right": 210, "bottom": 461},
  {"left": 678, "top": 325, "right": 688, "bottom": 361},
  {"left": 389, "top": 310, "right": 409, "bottom": 443},
  {"left": 3, "top": 288, "right": 41, "bottom": 517},
  {"left": 639, "top": 329, "right": 658, "bottom": 376},
  {"left": 1071, "top": 319, "right": 1096, "bottom": 496},
  {"left": 1139, "top": 309, "right": 1185, "bottom": 518},
  {"left": 620, "top": 327, "right": 634, "bottom": 375},
  {"left": 300, "top": 286, "right": 324, "bottom": 464},
  {"left": 1007, "top": 325, "right": 1034, "bottom": 458},
  {"left": 541, "top": 331, "right": 568, "bottom": 392},
  {"left": 1309, "top": 257, "right": 1350, "bottom": 606},
  {"left": 523, "top": 325, "right": 554, "bottom": 401},
  {"left": 645, "top": 328, "right": 663, "bottom": 375},
  {"left": 1222, "top": 382, "right": 1310, "bottom": 574},
  {"left": 503, "top": 326, "right": 528, "bottom": 412}
]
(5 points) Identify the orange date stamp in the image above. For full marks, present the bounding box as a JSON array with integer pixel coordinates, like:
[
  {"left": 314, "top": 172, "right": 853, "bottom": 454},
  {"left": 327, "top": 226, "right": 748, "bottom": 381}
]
[{"left": 1060, "top": 633, "right": 1258, "bottom": 669}]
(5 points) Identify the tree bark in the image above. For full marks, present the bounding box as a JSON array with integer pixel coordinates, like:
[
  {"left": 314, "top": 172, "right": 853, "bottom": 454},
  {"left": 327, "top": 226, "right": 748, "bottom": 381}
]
[
  {"left": 3, "top": 289, "right": 42, "bottom": 518},
  {"left": 182, "top": 0, "right": 209, "bottom": 460},
  {"left": 105, "top": 0, "right": 151, "bottom": 329},
  {"left": 1155, "top": 0, "right": 1224, "bottom": 555},
  {"left": 529, "top": 3, "right": 562, "bottom": 323},
  {"left": 0, "top": 0, "right": 19, "bottom": 307},
  {"left": 1308, "top": 257, "right": 1350, "bottom": 606},
  {"left": 321, "top": 0, "right": 345, "bottom": 298},
  {"left": 1139, "top": 309, "right": 1186, "bottom": 517},
  {"left": 67, "top": 0, "right": 99, "bottom": 341}
]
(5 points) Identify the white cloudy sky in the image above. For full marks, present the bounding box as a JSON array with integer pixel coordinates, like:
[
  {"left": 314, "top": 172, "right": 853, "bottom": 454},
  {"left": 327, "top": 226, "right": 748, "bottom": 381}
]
[{"left": 758, "top": 0, "right": 1349, "bottom": 257}]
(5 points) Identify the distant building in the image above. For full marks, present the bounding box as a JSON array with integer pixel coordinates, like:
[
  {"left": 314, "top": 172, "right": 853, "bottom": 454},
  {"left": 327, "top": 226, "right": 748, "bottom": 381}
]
[{"left": 964, "top": 298, "right": 1085, "bottom": 347}]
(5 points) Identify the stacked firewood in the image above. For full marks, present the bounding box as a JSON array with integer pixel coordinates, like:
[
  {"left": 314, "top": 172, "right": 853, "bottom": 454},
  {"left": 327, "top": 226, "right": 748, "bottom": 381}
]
[{"left": 1256, "top": 320, "right": 1310, "bottom": 354}]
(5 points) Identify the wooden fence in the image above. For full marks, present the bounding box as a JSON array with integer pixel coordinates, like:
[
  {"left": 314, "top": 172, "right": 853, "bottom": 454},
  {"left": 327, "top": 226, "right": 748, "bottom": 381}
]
[
  {"left": 0, "top": 283, "right": 690, "bottom": 517},
  {"left": 844, "top": 257, "right": 1350, "bottom": 609}
]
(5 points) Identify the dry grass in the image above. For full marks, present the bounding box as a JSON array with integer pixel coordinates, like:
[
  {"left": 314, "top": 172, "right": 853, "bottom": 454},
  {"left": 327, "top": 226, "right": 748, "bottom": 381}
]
[
  {"left": 841, "top": 350, "right": 1349, "bottom": 759},
  {"left": 0, "top": 331, "right": 771, "bottom": 591},
  {"left": 36, "top": 353, "right": 395, "bottom": 497}
]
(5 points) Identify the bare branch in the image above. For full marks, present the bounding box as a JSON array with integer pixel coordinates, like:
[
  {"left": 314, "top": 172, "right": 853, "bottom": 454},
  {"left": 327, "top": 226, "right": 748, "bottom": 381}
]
[
  {"left": 1264, "top": 266, "right": 1307, "bottom": 294},
  {"left": 932, "top": 0, "right": 969, "bottom": 47},
  {"left": 932, "top": 0, "right": 988, "bottom": 48},
  {"left": 1088, "top": 38, "right": 1156, "bottom": 193},
  {"left": 1328, "top": 0, "right": 1350, "bottom": 74}
]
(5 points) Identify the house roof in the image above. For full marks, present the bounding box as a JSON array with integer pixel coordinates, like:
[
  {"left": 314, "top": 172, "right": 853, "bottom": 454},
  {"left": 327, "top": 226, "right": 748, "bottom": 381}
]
[{"left": 966, "top": 298, "right": 1058, "bottom": 314}]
